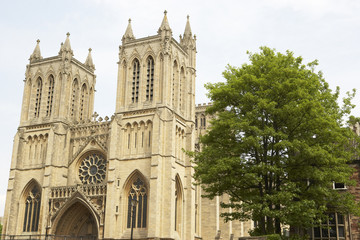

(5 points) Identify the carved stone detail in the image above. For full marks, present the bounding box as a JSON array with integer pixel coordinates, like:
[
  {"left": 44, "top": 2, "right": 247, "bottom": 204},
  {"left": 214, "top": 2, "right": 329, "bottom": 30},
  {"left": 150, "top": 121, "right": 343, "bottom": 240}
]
[{"left": 49, "top": 184, "right": 107, "bottom": 225}]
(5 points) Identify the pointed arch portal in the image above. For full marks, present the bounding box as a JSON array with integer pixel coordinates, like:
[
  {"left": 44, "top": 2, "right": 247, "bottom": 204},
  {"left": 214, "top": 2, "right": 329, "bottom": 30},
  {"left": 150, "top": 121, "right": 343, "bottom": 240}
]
[{"left": 53, "top": 201, "right": 98, "bottom": 239}]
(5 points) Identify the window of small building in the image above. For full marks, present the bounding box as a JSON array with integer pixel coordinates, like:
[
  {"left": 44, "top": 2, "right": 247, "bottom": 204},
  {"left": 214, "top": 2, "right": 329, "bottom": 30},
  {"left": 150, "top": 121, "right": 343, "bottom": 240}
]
[{"left": 310, "top": 213, "right": 345, "bottom": 240}]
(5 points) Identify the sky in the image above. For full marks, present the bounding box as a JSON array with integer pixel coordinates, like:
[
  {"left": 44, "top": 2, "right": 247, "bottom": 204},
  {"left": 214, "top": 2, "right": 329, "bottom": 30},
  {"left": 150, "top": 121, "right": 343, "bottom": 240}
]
[{"left": 0, "top": 0, "right": 360, "bottom": 216}]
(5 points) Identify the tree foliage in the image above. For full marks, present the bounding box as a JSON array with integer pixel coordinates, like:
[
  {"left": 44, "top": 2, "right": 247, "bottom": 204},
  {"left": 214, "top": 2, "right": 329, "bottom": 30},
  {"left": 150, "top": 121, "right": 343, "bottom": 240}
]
[{"left": 192, "top": 47, "right": 360, "bottom": 235}]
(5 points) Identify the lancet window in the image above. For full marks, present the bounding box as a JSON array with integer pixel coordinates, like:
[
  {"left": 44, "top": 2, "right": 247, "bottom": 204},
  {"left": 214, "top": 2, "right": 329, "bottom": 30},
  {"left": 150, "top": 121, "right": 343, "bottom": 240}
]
[
  {"left": 180, "top": 67, "right": 185, "bottom": 111},
  {"left": 46, "top": 75, "right": 54, "bottom": 117},
  {"left": 200, "top": 114, "right": 206, "bottom": 128},
  {"left": 175, "top": 176, "right": 183, "bottom": 233},
  {"left": 23, "top": 185, "right": 41, "bottom": 232},
  {"left": 127, "top": 177, "right": 147, "bottom": 229},
  {"left": 172, "top": 61, "right": 178, "bottom": 107},
  {"left": 132, "top": 59, "right": 140, "bottom": 103},
  {"left": 70, "top": 79, "right": 79, "bottom": 118},
  {"left": 79, "top": 84, "right": 87, "bottom": 121},
  {"left": 34, "top": 77, "right": 42, "bottom": 118},
  {"left": 146, "top": 57, "right": 154, "bottom": 101}
]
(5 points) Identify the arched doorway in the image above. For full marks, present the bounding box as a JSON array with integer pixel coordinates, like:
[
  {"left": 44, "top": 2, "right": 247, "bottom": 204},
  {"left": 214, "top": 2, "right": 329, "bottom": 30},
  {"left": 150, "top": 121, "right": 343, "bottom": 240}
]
[{"left": 54, "top": 201, "right": 98, "bottom": 240}]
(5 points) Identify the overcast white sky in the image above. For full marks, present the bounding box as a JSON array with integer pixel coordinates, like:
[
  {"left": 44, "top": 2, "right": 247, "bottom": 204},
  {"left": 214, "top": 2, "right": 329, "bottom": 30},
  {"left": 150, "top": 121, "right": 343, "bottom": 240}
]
[{"left": 0, "top": 0, "right": 359, "bottom": 216}]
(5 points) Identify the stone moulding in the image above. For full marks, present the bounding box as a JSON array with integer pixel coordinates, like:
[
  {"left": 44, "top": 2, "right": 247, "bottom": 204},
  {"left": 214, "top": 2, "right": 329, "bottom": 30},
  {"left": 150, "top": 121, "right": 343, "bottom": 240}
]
[{"left": 49, "top": 183, "right": 107, "bottom": 226}]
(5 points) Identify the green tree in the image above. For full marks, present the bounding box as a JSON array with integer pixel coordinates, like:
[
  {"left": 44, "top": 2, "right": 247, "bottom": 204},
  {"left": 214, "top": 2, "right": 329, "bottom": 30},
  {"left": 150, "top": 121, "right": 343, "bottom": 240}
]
[{"left": 192, "top": 47, "right": 360, "bottom": 236}]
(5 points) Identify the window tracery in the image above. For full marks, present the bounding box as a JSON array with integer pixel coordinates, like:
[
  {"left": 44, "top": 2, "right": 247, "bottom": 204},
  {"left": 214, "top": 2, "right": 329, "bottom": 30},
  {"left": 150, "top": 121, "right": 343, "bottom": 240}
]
[
  {"left": 23, "top": 185, "right": 41, "bottom": 232},
  {"left": 79, "top": 153, "right": 106, "bottom": 184},
  {"left": 127, "top": 177, "right": 147, "bottom": 229}
]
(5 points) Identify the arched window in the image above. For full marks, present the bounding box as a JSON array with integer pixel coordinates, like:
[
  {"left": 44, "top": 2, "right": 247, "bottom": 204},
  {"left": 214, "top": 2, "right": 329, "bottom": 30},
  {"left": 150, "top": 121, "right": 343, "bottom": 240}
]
[
  {"left": 146, "top": 57, "right": 154, "bottom": 101},
  {"left": 200, "top": 114, "right": 206, "bottom": 128},
  {"left": 23, "top": 184, "right": 41, "bottom": 232},
  {"left": 180, "top": 67, "right": 185, "bottom": 111},
  {"left": 34, "top": 77, "right": 42, "bottom": 118},
  {"left": 70, "top": 79, "right": 79, "bottom": 118},
  {"left": 79, "top": 84, "right": 87, "bottom": 121},
  {"left": 46, "top": 75, "right": 54, "bottom": 117},
  {"left": 195, "top": 116, "right": 198, "bottom": 129},
  {"left": 172, "top": 61, "right": 178, "bottom": 107},
  {"left": 127, "top": 177, "right": 147, "bottom": 229},
  {"left": 175, "top": 175, "right": 183, "bottom": 233},
  {"left": 132, "top": 59, "right": 140, "bottom": 103}
]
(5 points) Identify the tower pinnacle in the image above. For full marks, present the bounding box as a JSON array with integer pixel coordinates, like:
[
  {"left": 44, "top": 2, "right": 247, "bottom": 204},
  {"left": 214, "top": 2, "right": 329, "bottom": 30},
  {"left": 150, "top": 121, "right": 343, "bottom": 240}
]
[
  {"left": 84, "top": 48, "right": 95, "bottom": 71},
  {"left": 184, "top": 15, "right": 192, "bottom": 37},
  {"left": 59, "top": 32, "right": 74, "bottom": 59},
  {"left": 29, "top": 39, "right": 43, "bottom": 62},
  {"left": 158, "top": 10, "right": 172, "bottom": 35},
  {"left": 63, "top": 32, "right": 72, "bottom": 51},
  {"left": 180, "top": 15, "right": 196, "bottom": 50},
  {"left": 122, "top": 18, "right": 135, "bottom": 43}
]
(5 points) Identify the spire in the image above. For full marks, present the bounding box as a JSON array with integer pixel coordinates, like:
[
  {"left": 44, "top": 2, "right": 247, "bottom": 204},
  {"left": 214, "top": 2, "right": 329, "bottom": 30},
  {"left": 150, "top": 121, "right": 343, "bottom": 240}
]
[
  {"left": 63, "top": 32, "right": 72, "bottom": 51},
  {"left": 180, "top": 15, "right": 196, "bottom": 50},
  {"left": 183, "top": 15, "right": 192, "bottom": 37},
  {"left": 158, "top": 10, "right": 172, "bottom": 36},
  {"left": 29, "top": 39, "right": 42, "bottom": 62},
  {"left": 84, "top": 48, "right": 95, "bottom": 70},
  {"left": 122, "top": 19, "right": 135, "bottom": 43},
  {"left": 59, "top": 32, "right": 73, "bottom": 58}
]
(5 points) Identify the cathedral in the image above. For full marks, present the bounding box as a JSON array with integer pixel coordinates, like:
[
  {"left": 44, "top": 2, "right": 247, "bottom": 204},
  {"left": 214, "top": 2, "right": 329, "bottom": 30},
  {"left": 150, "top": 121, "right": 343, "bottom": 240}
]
[{"left": 2, "top": 12, "right": 252, "bottom": 240}]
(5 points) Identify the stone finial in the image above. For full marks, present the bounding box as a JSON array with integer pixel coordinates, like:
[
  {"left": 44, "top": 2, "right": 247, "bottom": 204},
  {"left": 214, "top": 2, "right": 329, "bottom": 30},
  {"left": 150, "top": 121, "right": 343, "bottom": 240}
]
[
  {"left": 85, "top": 48, "right": 95, "bottom": 70},
  {"left": 122, "top": 18, "right": 135, "bottom": 43},
  {"left": 184, "top": 15, "right": 192, "bottom": 37},
  {"left": 63, "top": 32, "right": 72, "bottom": 51},
  {"left": 59, "top": 32, "right": 73, "bottom": 58},
  {"left": 92, "top": 112, "right": 99, "bottom": 121},
  {"left": 180, "top": 15, "right": 196, "bottom": 48},
  {"left": 158, "top": 10, "right": 172, "bottom": 35},
  {"left": 29, "top": 39, "right": 43, "bottom": 63}
]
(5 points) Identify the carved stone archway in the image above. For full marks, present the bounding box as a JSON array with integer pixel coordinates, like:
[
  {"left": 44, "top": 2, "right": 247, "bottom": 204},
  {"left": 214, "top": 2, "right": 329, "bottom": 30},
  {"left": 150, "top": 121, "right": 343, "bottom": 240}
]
[{"left": 53, "top": 201, "right": 98, "bottom": 239}]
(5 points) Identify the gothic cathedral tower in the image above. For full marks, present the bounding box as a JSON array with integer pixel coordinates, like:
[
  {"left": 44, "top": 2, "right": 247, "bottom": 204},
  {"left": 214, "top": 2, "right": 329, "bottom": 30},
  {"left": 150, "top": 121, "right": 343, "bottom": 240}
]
[
  {"left": 3, "top": 31, "right": 99, "bottom": 236},
  {"left": 105, "top": 11, "right": 197, "bottom": 239},
  {"left": 2, "top": 12, "right": 200, "bottom": 240}
]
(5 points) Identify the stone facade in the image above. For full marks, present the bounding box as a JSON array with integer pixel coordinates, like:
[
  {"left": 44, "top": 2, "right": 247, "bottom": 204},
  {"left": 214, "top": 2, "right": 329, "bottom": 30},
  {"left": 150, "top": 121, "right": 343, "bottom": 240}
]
[{"left": 2, "top": 12, "right": 252, "bottom": 240}]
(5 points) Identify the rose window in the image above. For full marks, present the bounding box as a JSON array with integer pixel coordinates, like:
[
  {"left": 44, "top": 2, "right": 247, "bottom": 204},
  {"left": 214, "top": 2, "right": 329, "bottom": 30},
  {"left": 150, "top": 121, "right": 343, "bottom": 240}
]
[{"left": 79, "top": 153, "right": 106, "bottom": 184}]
